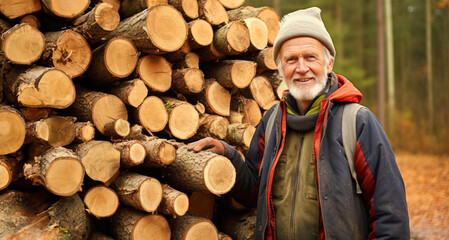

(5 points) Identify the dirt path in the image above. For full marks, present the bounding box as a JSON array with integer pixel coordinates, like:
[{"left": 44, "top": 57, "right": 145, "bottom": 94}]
[{"left": 396, "top": 152, "right": 449, "bottom": 240}]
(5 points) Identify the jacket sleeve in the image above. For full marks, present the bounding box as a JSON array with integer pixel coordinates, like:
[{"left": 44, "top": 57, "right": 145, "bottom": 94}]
[{"left": 355, "top": 108, "right": 410, "bottom": 239}]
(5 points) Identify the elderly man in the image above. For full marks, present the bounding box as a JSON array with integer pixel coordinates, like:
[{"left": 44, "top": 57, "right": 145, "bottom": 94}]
[{"left": 188, "top": 7, "right": 410, "bottom": 240}]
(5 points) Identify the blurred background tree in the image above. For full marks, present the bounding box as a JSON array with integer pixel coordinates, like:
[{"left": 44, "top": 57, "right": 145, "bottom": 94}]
[{"left": 244, "top": 0, "right": 449, "bottom": 154}]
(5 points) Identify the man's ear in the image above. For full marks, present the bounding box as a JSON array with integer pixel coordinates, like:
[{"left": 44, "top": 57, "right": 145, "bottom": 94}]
[{"left": 327, "top": 59, "right": 334, "bottom": 74}]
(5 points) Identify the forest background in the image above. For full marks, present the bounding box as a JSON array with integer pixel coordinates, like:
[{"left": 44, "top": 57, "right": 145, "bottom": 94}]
[{"left": 245, "top": 0, "right": 449, "bottom": 154}]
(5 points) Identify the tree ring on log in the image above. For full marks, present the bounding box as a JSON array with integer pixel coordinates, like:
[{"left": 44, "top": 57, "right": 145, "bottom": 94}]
[
  {"left": 45, "top": 158, "right": 84, "bottom": 196},
  {"left": 0, "top": 109, "right": 26, "bottom": 155},
  {"left": 105, "top": 37, "right": 138, "bottom": 78},
  {"left": 203, "top": 156, "right": 236, "bottom": 195},
  {"left": 133, "top": 214, "right": 171, "bottom": 240},
  {"left": 140, "top": 177, "right": 163, "bottom": 212}
]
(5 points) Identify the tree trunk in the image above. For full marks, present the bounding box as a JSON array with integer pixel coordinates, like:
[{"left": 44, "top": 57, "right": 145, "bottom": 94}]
[
  {"left": 73, "top": 140, "right": 120, "bottom": 185},
  {"left": 120, "top": 0, "right": 168, "bottom": 19},
  {"left": 168, "top": 0, "right": 199, "bottom": 20},
  {"left": 216, "top": 210, "right": 256, "bottom": 240},
  {"left": 160, "top": 145, "right": 236, "bottom": 195},
  {"left": 196, "top": 79, "right": 231, "bottom": 117},
  {"left": 105, "top": 4, "right": 187, "bottom": 54},
  {"left": 230, "top": 96, "right": 262, "bottom": 127},
  {"left": 0, "top": 104, "right": 26, "bottom": 155},
  {"left": 172, "top": 68, "right": 205, "bottom": 95},
  {"left": 140, "top": 137, "right": 177, "bottom": 167},
  {"left": 225, "top": 123, "right": 255, "bottom": 149},
  {"left": 42, "top": 29, "right": 91, "bottom": 78},
  {"left": 213, "top": 21, "right": 250, "bottom": 56},
  {"left": 111, "top": 172, "right": 163, "bottom": 213},
  {"left": 71, "top": 3, "right": 120, "bottom": 44},
  {"left": 83, "top": 185, "right": 119, "bottom": 218},
  {"left": 4, "top": 65, "right": 75, "bottom": 109},
  {"left": 134, "top": 55, "right": 172, "bottom": 93},
  {"left": 169, "top": 213, "right": 218, "bottom": 240},
  {"left": 25, "top": 116, "right": 76, "bottom": 147},
  {"left": 193, "top": 113, "right": 230, "bottom": 140},
  {"left": 242, "top": 75, "right": 278, "bottom": 110},
  {"left": 0, "top": 0, "right": 41, "bottom": 19},
  {"left": 1, "top": 23, "right": 45, "bottom": 64},
  {"left": 110, "top": 207, "right": 171, "bottom": 240},
  {"left": 158, "top": 184, "right": 189, "bottom": 217},
  {"left": 85, "top": 37, "right": 139, "bottom": 85},
  {"left": 23, "top": 147, "right": 85, "bottom": 196},
  {"left": 129, "top": 96, "right": 168, "bottom": 134},
  {"left": 73, "top": 121, "right": 95, "bottom": 143},
  {"left": 198, "top": 0, "right": 229, "bottom": 26},
  {"left": 113, "top": 140, "right": 146, "bottom": 168},
  {"left": 103, "top": 118, "right": 130, "bottom": 138},
  {"left": 107, "top": 79, "right": 148, "bottom": 108},
  {"left": 203, "top": 60, "right": 256, "bottom": 89},
  {"left": 41, "top": 0, "right": 89, "bottom": 19},
  {"left": 162, "top": 97, "right": 200, "bottom": 140},
  {"left": 187, "top": 19, "right": 214, "bottom": 49}
]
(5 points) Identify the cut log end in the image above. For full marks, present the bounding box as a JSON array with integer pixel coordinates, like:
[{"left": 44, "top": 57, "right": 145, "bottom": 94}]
[
  {"left": 45, "top": 0, "right": 90, "bottom": 18},
  {"left": 205, "top": 81, "right": 231, "bottom": 117},
  {"left": 0, "top": 162, "right": 11, "bottom": 190},
  {"left": 231, "top": 61, "right": 257, "bottom": 88},
  {"left": 158, "top": 141, "right": 177, "bottom": 166},
  {"left": 173, "top": 193, "right": 189, "bottom": 216},
  {"left": 84, "top": 185, "right": 119, "bottom": 218},
  {"left": 133, "top": 214, "right": 171, "bottom": 240},
  {"left": 95, "top": 2, "right": 121, "bottom": 31},
  {"left": 185, "top": 220, "right": 218, "bottom": 240},
  {"left": 105, "top": 37, "right": 138, "bottom": 78},
  {"left": 137, "top": 96, "right": 168, "bottom": 133},
  {"left": 91, "top": 94, "right": 128, "bottom": 135},
  {"left": 244, "top": 17, "right": 268, "bottom": 51},
  {"left": 2, "top": 23, "right": 45, "bottom": 65},
  {"left": 0, "top": 108, "right": 26, "bottom": 155},
  {"left": 138, "top": 55, "right": 172, "bottom": 93},
  {"left": 140, "top": 178, "right": 163, "bottom": 212},
  {"left": 203, "top": 156, "right": 236, "bottom": 195},
  {"left": 168, "top": 102, "right": 200, "bottom": 140},
  {"left": 45, "top": 158, "right": 84, "bottom": 196},
  {"left": 189, "top": 19, "right": 213, "bottom": 48}
]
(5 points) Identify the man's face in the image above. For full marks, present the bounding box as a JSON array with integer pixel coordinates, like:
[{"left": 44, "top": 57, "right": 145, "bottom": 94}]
[{"left": 278, "top": 37, "right": 333, "bottom": 102}]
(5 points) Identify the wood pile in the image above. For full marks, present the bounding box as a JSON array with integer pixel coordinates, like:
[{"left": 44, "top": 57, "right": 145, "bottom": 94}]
[{"left": 0, "top": 0, "right": 284, "bottom": 239}]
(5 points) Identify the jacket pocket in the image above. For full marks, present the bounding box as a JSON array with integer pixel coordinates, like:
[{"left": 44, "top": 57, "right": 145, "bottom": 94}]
[
  {"left": 306, "top": 157, "right": 318, "bottom": 200},
  {"left": 272, "top": 154, "right": 287, "bottom": 199}
]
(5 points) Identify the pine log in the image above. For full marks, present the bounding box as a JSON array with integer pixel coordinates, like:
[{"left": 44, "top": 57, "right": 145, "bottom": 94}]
[
  {"left": 120, "top": 0, "right": 168, "bottom": 19},
  {"left": 73, "top": 121, "right": 95, "bottom": 143},
  {"left": 105, "top": 4, "right": 188, "bottom": 54},
  {"left": 219, "top": 232, "right": 233, "bottom": 240},
  {"left": 1, "top": 23, "right": 45, "bottom": 65},
  {"left": 110, "top": 207, "right": 171, "bottom": 240},
  {"left": 195, "top": 42, "right": 225, "bottom": 62},
  {"left": 172, "top": 52, "right": 200, "bottom": 69},
  {"left": 230, "top": 96, "right": 262, "bottom": 126},
  {"left": 113, "top": 140, "right": 146, "bottom": 168},
  {"left": 172, "top": 68, "right": 205, "bottom": 95},
  {"left": 216, "top": 210, "right": 256, "bottom": 240},
  {"left": 141, "top": 137, "right": 177, "bottom": 167},
  {"left": 0, "top": 0, "right": 41, "bottom": 19},
  {"left": 239, "top": 47, "right": 277, "bottom": 74},
  {"left": 170, "top": 213, "right": 218, "bottom": 240},
  {"left": 161, "top": 97, "right": 200, "bottom": 140},
  {"left": 129, "top": 96, "right": 168, "bottom": 134},
  {"left": 203, "top": 60, "right": 256, "bottom": 89},
  {"left": 198, "top": 0, "right": 229, "bottom": 26},
  {"left": 19, "top": 107, "right": 53, "bottom": 121},
  {"left": 83, "top": 185, "right": 119, "bottom": 218},
  {"left": 243, "top": 75, "right": 278, "bottom": 110},
  {"left": 68, "top": 85, "right": 128, "bottom": 135},
  {"left": 219, "top": 0, "right": 244, "bottom": 10},
  {"left": 73, "top": 140, "right": 121, "bottom": 184},
  {"left": 227, "top": 6, "right": 280, "bottom": 45},
  {"left": 23, "top": 146, "right": 85, "bottom": 196},
  {"left": 71, "top": 2, "right": 120, "bottom": 45},
  {"left": 213, "top": 21, "right": 250, "bottom": 56},
  {"left": 111, "top": 172, "right": 163, "bottom": 213},
  {"left": 160, "top": 145, "right": 236, "bottom": 195},
  {"left": 41, "top": 0, "right": 90, "bottom": 19},
  {"left": 20, "top": 14, "right": 42, "bottom": 29},
  {"left": 192, "top": 113, "right": 229, "bottom": 140},
  {"left": 263, "top": 70, "right": 287, "bottom": 99},
  {"left": 168, "top": 0, "right": 199, "bottom": 20},
  {"left": 187, "top": 19, "right": 213, "bottom": 49},
  {"left": 0, "top": 155, "right": 24, "bottom": 190},
  {"left": 85, "top": 37, "right": 138, "bottom": 85},
  {"left": 42, "top": 29, "right": 92, "bottom": 78},
  {"left": 196, "top": 79, "right": 231, "bottom": 117},
  {"left": 24, "top": 116, "right": 76, "bottom": 147},
  {"left": 92, "top": 0, "right": 120, "bottom": 11},
  {"left": 158, "top": 184, "right": 189, "bottom": 217},
  {"left": 4, "top": 65, "right": 75, "bottom": 109},
  {"left": 107, "top": 79, "right": 148, "bottom": 108},
  {"left": 0, "top": 105, "right": 26, "bottom": 155},
  {"left": 134, "top": 55, "right": 172, "bottom": 93},
  {"left": 225, "top": 123, "right": 256, "bottom": 149},
  {"left": 243, "top": 17, "right": 268, "bottom": 51},
  {"left": 188, "top": 191, "right": 215, "bottom": 219}
]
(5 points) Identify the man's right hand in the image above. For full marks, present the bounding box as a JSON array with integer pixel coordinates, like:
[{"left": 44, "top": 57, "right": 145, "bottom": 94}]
[{"left": 187, "top": 137, "right": 225, "bottom": 155}]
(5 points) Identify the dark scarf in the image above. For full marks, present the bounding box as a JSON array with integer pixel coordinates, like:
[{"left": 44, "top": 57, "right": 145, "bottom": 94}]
[{"left": 285, "top": 73, "right": 338, "bottom": 132}]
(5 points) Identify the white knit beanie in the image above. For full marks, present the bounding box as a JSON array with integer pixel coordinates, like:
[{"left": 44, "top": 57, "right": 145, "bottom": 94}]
[{"left": 272, "top": 7, "right": 335, "bottom": 63}]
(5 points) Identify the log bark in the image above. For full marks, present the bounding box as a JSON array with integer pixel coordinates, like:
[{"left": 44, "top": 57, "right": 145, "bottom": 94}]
[
  {"left": 0, "top": 104, "right": 26, "bottom": 155},
  {"left": 225, "top": 123, "right": 256, "bottom": 149},
  {"left": 129, "top": 96, "right": 168, "bottom": 134},
  {"left": 25, "top": 116, "right": 76, "bottom": 147},
  {"left": 23, "top": 146, "right": 85, "bottom": 196},
  {"left": 218, "top": 232, "right": 233, "bottom": 240},
  {"left": 41, "top": 0, "right": 90, "bottom": 19},
  {"left": 203, "top": 60, "right": 256, "bottom": 89},
  {"left": 216, "top": 210, "right": 256, "bottom": 240},
  {"left": 113, "top": 140, "right": 146, "bottom": 168},
  {"left": 141, "top": 137, "right": 177, "bottom": 167},
  {"left": 0, "top": 0, "right": 41, "bottom": 19},
  {"left": 243, "top": 75, "right": 278, "bottom": 110},
  {"left": 73, "top": 140, "right": 120, "bottom": 185},
  {"left": 0, "top": 155, "right": 24, "bottom": 190},
  {"left": 85, "top": 37, "right": 139, "bottom": 85},
  {"left": 42, "top": 29, "right": 91, "bottom": 78},
  {"left": 1, "top": 23, "right": 45, "bottom": 64},
  {"left": 134, "top": 54, "right": 172, "bottom": 93},
  {"left": 162, "top": 97, "right": 200, "bottom": 140},
  {"left": 230, "top": 96, "right": 262, "bottom": 127},
  {"left": 213, "top": 21, "right": 250, "bottom": 56},
  {"left": 68, "top": 85, "right": 128, "bottom": 135},
  {"left": 160, "top": 145, "right": 236, "bottom": 195},
  {"left": 168, "top": 0, "right": 199, "bottom": 20},
  {"left": 73, "top": 121, "right": 95, "bottom": 143},
  {"left": 103, "top": 118, "right": 130, "bottom": 138},
  {"left": 169, "top": 213, "right": 218, "bottom": 240},
  {"left": 187, "top": 19, "right": 214, "bottom": 49},
  {"left": 196, "top": 79, "right": 231, "bottom": 117},
  {"left": 120, "top": 0, "right": 168, "bottom": 19},
  {"left": 198, "top": 0, "right": 229, "bottom": 26},
  {"left": 83, "top": 185, "right": 119, "bottom": 218},
  {"left": 188, "top": 191, "right": 215, "bottom": 219},
  {"left": 239, "top": 47, "right": 277, "bottom": 74},
  {"left": 71, "top": 2, "right": 120, "bottom": 44},
  {"left": 92, "top": 0, "right": 120, "bottom": 11},
  {"left": 243, "top": 17, "right": 268, "bottom": 51},
  {"left": 19, "top": 107, "right": 53, "bottom": 121},
  {"left": 193, "top": 113, "right": 229, "bottom": 140},
  {"left": 172, "top": 52, "right": 200, "bottom": 69},
  {"left": 195, "top": 42, "right": 225, "bottom": 62},
  {"left": 227, "top": 6, "right": 280, "bottom": 45},
  {"left": 110, "top": 207, "right": 171, "bottom": 240},
  {"left": 107, "top": 78, "right": 148, "bottom": 108},
  {"left": 20, "top": 14, "right": 42, "bottom": 29},
  {"left": 105, "top": 4, "right": 188, "bottom": 54},
  {"left": 158, "top": 184, "right": 189, "bottom": 217},
  {"left": 172, "top": 68, "right": 205, "bottom": 95},
  {"left": 4, "top": 65, "right": 75, "bottom": 109},
  {"left": 263, "top": 70, "right": 287, "bottom": 99},
  {"left": 111, "top": 172, "right": 163, "bottom": 213}
]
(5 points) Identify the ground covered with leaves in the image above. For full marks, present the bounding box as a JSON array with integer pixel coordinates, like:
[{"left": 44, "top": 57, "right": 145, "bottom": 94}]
[{"left": 396, "top": 152, "right": 449, "bottom": 239}]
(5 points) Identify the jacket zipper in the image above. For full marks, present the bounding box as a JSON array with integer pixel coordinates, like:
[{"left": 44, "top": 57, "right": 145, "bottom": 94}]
[{"left": 289, "top": 132, "right": 305, "bottom": 240}]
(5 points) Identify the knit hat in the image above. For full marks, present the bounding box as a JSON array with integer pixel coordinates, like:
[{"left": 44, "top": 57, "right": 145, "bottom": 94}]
[{"left": 272, "top": 7, "right": 335, "bottom": 63}]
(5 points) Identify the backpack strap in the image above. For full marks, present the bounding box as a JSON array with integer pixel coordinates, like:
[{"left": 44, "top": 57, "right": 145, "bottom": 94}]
[
  {"left": 258, "top": 103, "right": 279, "bottom": 176},
  {"left": 342, "top": 103, "right": 365, "bottom": 195}
]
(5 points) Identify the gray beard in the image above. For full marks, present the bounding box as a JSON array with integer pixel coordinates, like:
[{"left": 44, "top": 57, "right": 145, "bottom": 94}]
[{"left": 285, "top": 70, "right": 328, "bottom": 101}]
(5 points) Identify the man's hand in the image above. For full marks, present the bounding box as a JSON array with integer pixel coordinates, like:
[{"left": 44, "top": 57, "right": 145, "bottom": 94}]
[{"left": 187, "top": 137, "right": 225, "bottom": 155}]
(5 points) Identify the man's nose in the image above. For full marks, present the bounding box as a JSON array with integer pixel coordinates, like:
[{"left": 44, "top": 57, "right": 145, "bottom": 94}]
[{"left": 294, "top": 59, "right": 309, "bottom": 74}]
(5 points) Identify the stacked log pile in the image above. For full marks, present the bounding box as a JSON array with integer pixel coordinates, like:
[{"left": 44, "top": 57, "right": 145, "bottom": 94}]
[{"left": 0, "top": 0, "right": 285, "bottom": 239}]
